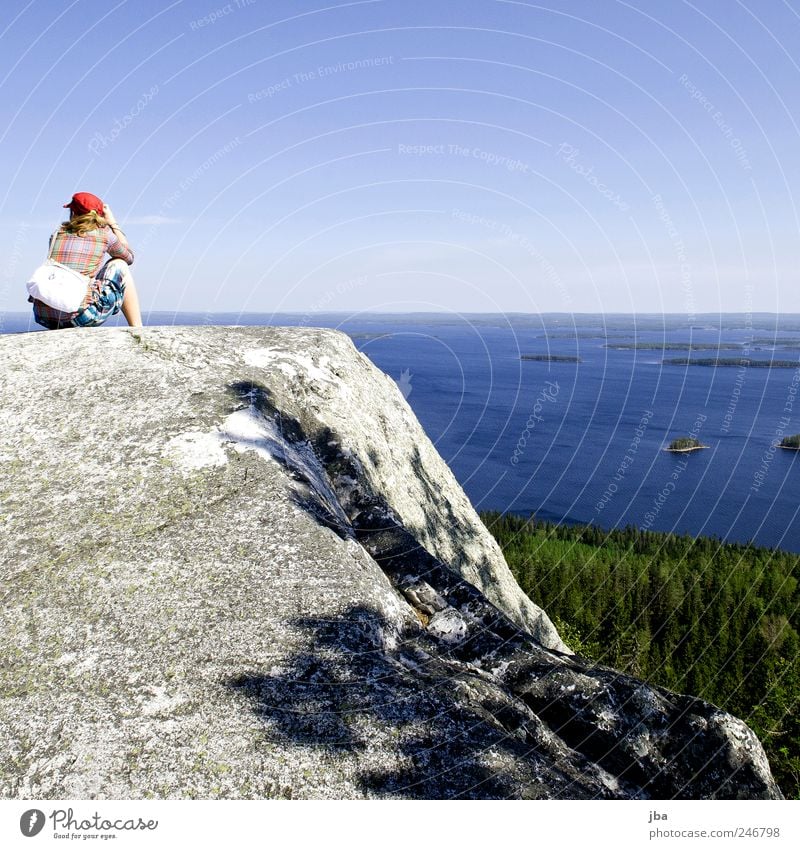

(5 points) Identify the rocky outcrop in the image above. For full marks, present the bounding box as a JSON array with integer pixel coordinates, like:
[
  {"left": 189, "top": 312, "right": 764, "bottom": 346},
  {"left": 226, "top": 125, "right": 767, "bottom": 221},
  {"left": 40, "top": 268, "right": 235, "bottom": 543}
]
[{"left": 0, "top": 326, "right": 781, "bottom": 799}]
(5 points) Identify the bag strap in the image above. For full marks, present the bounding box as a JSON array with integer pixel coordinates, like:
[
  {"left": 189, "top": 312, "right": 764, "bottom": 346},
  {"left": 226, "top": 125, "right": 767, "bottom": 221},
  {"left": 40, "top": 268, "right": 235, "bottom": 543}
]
[{"left": 47, "top": 227, "right": 62, "bottom": 260}]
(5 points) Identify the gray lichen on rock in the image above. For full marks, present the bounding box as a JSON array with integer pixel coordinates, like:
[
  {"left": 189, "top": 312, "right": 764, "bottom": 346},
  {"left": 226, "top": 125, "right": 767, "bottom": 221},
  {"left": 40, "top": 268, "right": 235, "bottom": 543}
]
[{"left": 0, "top": 326, "right": 782, "bottom": 799}]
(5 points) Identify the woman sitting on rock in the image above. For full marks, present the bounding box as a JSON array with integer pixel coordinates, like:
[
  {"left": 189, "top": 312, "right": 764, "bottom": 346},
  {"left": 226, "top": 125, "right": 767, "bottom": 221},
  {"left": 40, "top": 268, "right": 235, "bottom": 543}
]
[{"left": 28, "top": 191, "right": 143, "bottom": 329}]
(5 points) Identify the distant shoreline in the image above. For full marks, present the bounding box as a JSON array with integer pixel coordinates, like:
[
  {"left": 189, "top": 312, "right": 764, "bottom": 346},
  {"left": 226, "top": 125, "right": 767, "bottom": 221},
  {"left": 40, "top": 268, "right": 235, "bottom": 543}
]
[
  {"left": 7, "top": 310, "right": 800, "bottom": 338},
  {"left": 7, "top": 310, "right": 800, "bottom": 319}
]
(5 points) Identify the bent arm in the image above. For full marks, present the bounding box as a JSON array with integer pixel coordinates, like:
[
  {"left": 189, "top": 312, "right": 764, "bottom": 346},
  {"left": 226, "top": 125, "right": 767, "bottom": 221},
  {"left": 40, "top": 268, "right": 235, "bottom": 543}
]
[{"left": 103, "top": 204, "right": 134, "bottom": 264}]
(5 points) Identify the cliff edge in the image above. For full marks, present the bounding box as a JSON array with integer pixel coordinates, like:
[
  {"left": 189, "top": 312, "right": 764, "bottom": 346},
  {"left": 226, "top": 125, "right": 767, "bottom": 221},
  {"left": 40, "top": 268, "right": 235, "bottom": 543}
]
[{"left": 0, "top": 326, "right": 781, "bottom": 799}]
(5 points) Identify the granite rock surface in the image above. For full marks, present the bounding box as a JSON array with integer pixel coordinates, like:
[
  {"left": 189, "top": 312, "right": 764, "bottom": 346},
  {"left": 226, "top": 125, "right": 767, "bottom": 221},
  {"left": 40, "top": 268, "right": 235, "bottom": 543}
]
[{"left": 0, "top": 326, "right": 781, "bottom": 799}]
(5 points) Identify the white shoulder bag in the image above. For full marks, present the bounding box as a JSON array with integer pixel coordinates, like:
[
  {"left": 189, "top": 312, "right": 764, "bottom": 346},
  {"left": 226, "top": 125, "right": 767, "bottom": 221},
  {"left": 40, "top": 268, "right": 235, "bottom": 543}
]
[{"left": 26, "top": 230, "right": 91, "bottom": 313}]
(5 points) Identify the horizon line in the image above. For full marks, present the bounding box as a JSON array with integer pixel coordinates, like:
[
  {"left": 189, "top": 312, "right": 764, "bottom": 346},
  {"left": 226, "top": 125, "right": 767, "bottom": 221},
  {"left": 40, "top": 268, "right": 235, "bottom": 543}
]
[{"left": 5, "top": 309, "right": 800, "bottom": 317}]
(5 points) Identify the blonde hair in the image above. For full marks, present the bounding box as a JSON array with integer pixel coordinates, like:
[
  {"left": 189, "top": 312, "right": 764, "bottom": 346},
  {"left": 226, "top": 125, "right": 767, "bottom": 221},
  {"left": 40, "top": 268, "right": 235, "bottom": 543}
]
[{"left": 61, "top": 210, "right": 108, "bottom": 236}]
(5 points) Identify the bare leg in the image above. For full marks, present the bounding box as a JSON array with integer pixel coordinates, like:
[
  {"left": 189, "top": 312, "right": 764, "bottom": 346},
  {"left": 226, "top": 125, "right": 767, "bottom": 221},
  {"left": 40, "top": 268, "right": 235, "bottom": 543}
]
[
  {"left": 120, "top": 270, "right": 143, "bottom": 327},
  {"left": 96, "top": 259, "right": 143, "bottom": 327}
]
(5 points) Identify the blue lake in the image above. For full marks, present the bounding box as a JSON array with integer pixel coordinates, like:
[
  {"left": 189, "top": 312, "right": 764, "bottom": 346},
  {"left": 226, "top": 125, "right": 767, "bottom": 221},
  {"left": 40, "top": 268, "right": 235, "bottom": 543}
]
[{"left": 5, "top": 310, "right": 800, "bottom": 552}]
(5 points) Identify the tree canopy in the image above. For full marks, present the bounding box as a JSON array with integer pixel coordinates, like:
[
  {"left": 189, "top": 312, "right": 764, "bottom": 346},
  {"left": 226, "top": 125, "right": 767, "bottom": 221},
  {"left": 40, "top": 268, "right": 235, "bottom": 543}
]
[{"left": 481, "top": 511, "right": 800, "bottom": 798}]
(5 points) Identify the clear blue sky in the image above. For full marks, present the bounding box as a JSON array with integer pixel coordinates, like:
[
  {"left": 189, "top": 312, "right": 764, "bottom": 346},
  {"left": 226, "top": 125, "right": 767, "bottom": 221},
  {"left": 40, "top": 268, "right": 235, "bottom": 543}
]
[{"left": 2, "top": 0, "right": 800, "bottom": 315}]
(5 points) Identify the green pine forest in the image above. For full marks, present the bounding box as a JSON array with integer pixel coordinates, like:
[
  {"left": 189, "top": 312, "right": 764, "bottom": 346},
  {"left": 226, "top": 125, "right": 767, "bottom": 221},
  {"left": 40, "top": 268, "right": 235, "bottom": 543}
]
[{"left": 480, "top": 511, "right": 800, "bottom": 798}]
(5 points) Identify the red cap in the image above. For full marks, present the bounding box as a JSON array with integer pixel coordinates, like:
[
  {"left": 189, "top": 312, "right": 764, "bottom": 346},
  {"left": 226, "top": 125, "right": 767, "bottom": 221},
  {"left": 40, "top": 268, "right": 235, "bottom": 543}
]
[{"left": 64, "top": 191, "right": 105, "bottom": 215}]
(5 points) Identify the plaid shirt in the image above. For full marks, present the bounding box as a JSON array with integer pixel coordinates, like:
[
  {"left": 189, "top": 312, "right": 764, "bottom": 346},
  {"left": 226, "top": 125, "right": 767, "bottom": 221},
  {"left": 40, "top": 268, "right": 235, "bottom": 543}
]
[{"left": 48, "top": 226, "right": 134, "bottom": 276}]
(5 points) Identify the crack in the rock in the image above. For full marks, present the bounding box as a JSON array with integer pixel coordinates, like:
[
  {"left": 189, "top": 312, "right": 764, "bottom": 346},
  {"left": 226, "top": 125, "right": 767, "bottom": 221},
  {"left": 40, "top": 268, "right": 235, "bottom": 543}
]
[{"left": 238, "top": 383, "right": 780, "bottom": 799}]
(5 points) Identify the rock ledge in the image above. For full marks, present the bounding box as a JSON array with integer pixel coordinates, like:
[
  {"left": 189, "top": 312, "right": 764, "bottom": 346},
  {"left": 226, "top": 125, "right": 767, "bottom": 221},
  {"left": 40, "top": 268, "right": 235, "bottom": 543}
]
[{"left": 0, "top": 326, "right": 781, "bottom": 799}]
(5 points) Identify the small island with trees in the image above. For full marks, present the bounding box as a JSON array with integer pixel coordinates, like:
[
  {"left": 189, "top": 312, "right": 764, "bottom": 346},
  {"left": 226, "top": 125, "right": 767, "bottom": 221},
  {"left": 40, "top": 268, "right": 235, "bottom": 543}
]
[
  {"left": 520, "top": 354, "right": 581, "bottom": 363},
  {"left": 779, "top": 434, "right": 800, "bottom": 450},
  {"left": 666, "top": 437, "right": 709, "bottom": 453},
  {"left": 664, "top": 357, "right": 799, "bottom": 368},
  {"left": 605, "top": 342, "right": 736, "bottom": 351}
]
